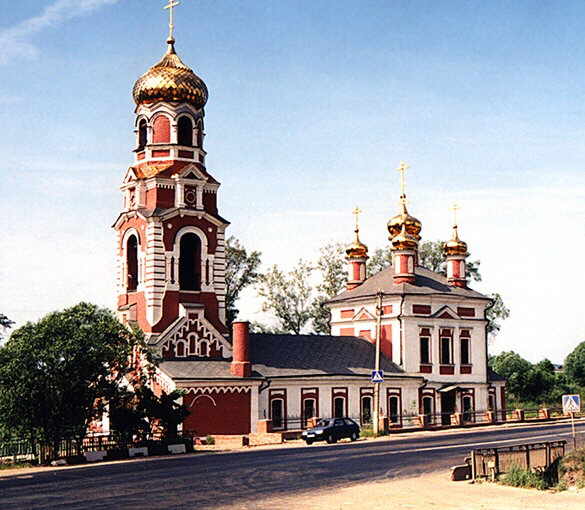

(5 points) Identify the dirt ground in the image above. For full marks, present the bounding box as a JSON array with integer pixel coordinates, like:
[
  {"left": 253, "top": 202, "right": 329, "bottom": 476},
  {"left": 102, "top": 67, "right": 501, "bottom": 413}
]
[{"left": 225, "top": 471, "right": 585, "bottom": 510}]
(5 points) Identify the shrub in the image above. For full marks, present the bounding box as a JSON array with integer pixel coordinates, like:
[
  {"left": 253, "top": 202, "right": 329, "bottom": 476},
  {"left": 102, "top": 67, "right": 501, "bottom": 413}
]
[
  {"left": 559, "top": 447, "right": 585, "bottom": 488},
  {"left": 205, "top": 435, "right": 215, "bottom": 445},
  {"left": 499, "top": 465, "right": 547, "bottom": 490}
]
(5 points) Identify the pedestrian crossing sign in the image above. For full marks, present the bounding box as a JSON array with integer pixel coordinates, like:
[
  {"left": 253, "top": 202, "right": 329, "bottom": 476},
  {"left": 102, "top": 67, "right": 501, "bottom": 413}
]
[
  {"left": 371, "top": 370, "right": 384, "bottom": 383},
  {"left": 562, "top": 394, "right": 581, "bottom": 414}
]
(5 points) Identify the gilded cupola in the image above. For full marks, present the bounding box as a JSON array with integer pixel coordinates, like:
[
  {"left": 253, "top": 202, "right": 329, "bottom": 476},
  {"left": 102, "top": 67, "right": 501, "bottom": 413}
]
[
  {"left": 133, "top": 38, "right": 208, "bottom": 109},
  {"left": 387, "top": 162, "right": 422, "bottom": 245},
  {"left": 444, "top": 225, "right": 468, "bottom": 256},
  {"left": 346, "top": 207, "right": 369, "bottom": 259}
]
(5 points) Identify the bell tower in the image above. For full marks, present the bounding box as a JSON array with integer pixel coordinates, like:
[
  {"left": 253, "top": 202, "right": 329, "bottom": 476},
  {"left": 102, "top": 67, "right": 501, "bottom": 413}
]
[{"left": 113, "top": 3, "right": 230, "bottom": 359}]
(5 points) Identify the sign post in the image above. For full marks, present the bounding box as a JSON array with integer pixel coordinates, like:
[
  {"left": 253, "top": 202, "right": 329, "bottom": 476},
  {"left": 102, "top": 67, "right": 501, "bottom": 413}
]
[
  {"left": 372, "top": 291, "right": 383, "bottom": 436},
  {"left": 562, "top": 394, "right": 581, "bottom": 449}
]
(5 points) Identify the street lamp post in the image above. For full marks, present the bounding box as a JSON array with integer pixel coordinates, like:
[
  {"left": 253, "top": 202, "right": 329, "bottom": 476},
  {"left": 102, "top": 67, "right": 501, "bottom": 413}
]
[{"left": 373, "top": 290, "right": 383, "bottom": 436}]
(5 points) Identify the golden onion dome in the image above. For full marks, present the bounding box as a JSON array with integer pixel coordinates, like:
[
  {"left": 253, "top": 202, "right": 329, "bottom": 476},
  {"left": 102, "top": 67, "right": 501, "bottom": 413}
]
[
  {"left": 391, "top": 223, "right": 419, "bottom": 251},
  {"left": 444, "top": 225, "right": 468, "bottom": 257},
  {"left": 133, "top": 39, "right": 208, "bottom": 109},
  {"left": 346, "top": 228, "right": 369, "bottom": 259},
  {"left": 387, "top": 201, "right": 422, "bottom": 241}
]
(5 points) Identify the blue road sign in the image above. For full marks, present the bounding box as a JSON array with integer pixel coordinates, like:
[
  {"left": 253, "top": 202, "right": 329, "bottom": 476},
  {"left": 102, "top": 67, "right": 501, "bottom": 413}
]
[
  {"left": 562, "top": 394, "right": 581, "bottom": 413},
  {"left": 371, "top": 370, "right": 384, "bottom": 383}
]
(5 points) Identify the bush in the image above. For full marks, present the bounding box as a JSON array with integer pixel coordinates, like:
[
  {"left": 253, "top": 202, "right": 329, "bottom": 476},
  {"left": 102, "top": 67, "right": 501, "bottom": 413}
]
[
  {"left": 499, "top": 465, "right": 548, "bottom": 490},
  {"left": 559, "top": 447, "right": 585, "bottom": 488},
  {"left": 205, "top": 435, "right": 215, "bottom": 445}
]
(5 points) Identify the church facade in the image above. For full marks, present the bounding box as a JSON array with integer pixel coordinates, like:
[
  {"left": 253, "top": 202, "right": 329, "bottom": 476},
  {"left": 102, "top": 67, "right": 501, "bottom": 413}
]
[{"left": 113, "top": 28, "right": 505, "bottom": 437}]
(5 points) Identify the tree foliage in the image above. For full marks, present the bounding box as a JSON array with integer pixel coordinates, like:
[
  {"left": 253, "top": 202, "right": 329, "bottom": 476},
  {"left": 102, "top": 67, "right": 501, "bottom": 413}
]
[
  {"left": 0, "top": 303, "right": 141, "bottom": 452},
  {"left": 257, "top": 261, "right": 313, "bottom": 334},
  {"left": 485, "top": 293, "right": 510, "bottom": 336},
  {"left": 564, "top": 342, "right": 585, "bottom": 387},
  {"left": 0, "top": 313, "right": 14, "bottom": 341},
  {"left": 310, "top": 243, "right": 347, "bottom": 334},
  {"left": 225, "top": 237, "right": 262, "bottom": 328}
]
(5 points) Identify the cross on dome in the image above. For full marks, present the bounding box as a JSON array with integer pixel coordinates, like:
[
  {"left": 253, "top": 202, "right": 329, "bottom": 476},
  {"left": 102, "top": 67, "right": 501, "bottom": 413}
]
[
  {"left": 450, "top": 202, "right": 461, "bottom": 227},
  {"left": 352, "top": 206, "right": 362, "bottom": 232},
  {"left": 396, "top": 161, "right": 410, "bottom": 202},
  {"left": 164, "top": 0, "right": 181, "bottom": 42}
]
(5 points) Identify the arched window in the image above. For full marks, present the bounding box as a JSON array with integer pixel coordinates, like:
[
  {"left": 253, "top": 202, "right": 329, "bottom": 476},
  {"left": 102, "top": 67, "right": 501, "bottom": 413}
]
[
  {"left": 179, "top": 233, "right": 201, "bottom": 291},
  {"left": 152, "top": 115, "right": 170, "bottom": 143},
  {"left": 199, "top": 341, "right": 208, "bottom": 357},
  {"left": 196, "top": 120, "right": 203, "bottom": 147},
  {"left": 271, "top": 399, "right": 284, "bottom": 429},
  {"left": 389, "top": 396, "right": 400, "bottom": 424},
  {"left": 333, "top": 397, "right": 346, "bottom": 418},
  {"left": 361, "top": 396, "right": 372, "bottom": 425},
  {"left": 178, "top": 116, "right": 193, "bottom": 146},
  {"left": 126, "top": 235, "right": 139, "bottom": 291},
  {"left": 462, "top": 396, "right": 473, "bottom": 422},
  {"left": 138, "top": 120, "right": 147, "bottom": 150},
  {"left": 176, "top": 341, "right": 186, "bottom": 358}
]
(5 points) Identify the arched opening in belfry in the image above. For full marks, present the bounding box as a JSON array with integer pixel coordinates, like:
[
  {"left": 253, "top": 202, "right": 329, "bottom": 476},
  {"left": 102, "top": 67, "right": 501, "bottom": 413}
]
[
  {"left": 127, "top": 234, "right": 139, "bottom": 291},
  {"left": 138, "top": 119, "right": 147, "bottom": 150},
  {"left": 179, "top": 233, "right": 201, "bottom": 291},
  {"left": 178, "top": 116, "right": 194, "bottom": 146},
  {"left": 153, "top": 115, "right": 171, "bottom": 143},
  {"left": 196, "top": 120, "right": 204, "bottom": 147}
]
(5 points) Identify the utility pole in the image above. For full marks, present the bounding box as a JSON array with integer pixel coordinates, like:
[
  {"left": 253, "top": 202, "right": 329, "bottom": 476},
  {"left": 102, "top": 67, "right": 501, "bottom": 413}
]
[{"left": 373, "top": 290, "right": 383, "bottom": 436}]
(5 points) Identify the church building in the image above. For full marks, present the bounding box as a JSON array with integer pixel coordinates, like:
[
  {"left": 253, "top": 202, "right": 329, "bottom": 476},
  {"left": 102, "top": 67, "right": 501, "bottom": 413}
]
[{"left": 113, "top": 11, "right": 506, "bottom": 437}]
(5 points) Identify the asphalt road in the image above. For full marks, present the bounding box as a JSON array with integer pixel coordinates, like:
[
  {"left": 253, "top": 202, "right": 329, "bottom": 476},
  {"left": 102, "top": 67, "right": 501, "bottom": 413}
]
[{"left": 1, "top": 420, "right": 584, "bottom": 510}]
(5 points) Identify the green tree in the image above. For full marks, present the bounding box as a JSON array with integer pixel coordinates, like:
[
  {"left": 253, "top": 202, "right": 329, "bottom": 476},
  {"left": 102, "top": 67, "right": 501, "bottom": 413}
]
[
  {"left": 310, "top": 243, "right": 347, "bottom": 334},
  {"left": 367, "top": 247, "right": 393, "bottom": 276},
  {"left": 489, "top": 351, "right": 533, "bottom": 401},
  {"left": 486, "top": 293, "right": 510, "bottom": 336},
  {"left": 0, "top": 303, "right": 141, "bottom": 458},
  {"left": 0, "top": 313, "right": 14, "bottom": 341},
  {"left": 225, "top": 237, "right": 262, "bottom": 329},
  {"left": 257, "top": 261, "right": 313, "bottom": 334},
  {"left": 564, "top": 341, "right": 585, "bottom": 387},
  {"left": 418, "top": 240, "right": 482, "bottom": 282}
]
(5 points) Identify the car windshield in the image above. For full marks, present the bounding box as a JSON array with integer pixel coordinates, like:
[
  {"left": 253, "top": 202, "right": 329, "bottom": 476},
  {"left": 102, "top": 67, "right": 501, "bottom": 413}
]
[{"left": 316, "top": 419, "right": 332, "bottom": 427}]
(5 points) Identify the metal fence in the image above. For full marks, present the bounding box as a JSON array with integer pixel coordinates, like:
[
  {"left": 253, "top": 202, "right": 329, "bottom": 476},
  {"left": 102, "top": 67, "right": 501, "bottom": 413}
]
[
  {"left": 0, "top": 433, "right": 195, "bottom": 465},
  {"left": 471, "top": 440, "right": 566, "bottom": 479}
]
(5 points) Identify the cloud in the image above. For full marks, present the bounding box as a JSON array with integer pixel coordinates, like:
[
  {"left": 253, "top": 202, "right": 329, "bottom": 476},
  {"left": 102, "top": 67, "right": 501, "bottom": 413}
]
[{"left": 0, "top": 0, "right": 121, "bottom": 65}]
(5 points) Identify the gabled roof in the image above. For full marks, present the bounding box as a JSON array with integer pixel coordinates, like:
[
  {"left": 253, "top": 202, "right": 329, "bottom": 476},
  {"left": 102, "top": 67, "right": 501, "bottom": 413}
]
[
  {"left": 159, "top": 334, "right": 419, "bottom": 380},
  {"left": 130, "top": 160, "right": 220, "bottom": 184},
  {"left": 328, "top": 265, "right": 490, "bottom": 304}
]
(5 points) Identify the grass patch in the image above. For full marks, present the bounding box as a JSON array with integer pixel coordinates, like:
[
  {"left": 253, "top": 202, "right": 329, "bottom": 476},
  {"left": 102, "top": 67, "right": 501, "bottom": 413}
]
[
  {"left": 499, "top": 465, "right": 548, "bottom": 490},
  {"left": 360, "top": 426, "right": 387, "bottom": 438},
  {"left": 0, "top": 462, "right": 33, "bottom": 471}
]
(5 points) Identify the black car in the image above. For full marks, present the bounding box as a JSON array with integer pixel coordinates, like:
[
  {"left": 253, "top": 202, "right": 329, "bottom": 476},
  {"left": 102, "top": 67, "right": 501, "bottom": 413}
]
[{"left": 301, "top": 418, "right": 360, "bottom": 445}]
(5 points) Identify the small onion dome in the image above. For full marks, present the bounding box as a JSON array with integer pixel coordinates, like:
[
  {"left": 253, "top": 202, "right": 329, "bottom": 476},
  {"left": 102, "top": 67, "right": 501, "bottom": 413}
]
[
  {"left": 133, "top": 39, "right": 208, "bottom": 109},
  {"left": 444, "top": 226, "right": 468, "bottom": 257},
  {"left": 387, "top": 202, "right": 422, "bottom": 241},
  {"left": 391, "top": 223, "right": 419, "bottom": 251},
  {"left": 346, "top": 229, "right": 368, "bottom": 259}
]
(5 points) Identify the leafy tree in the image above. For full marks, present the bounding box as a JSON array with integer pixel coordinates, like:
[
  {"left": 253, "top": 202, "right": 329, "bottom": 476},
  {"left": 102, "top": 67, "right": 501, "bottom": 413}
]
[
  {"left": 0, "top": 303, "right": 141, "bottom": 458},
  {"left": 257, "top": 261, "right": 313, "bottom": 334},
  {"left": 485, "top": 293, "right": 510, "bottom": 336},
  {"left": 564, "top": 341, "right": 585, "bottom": 387},
  {"left": 310, "top": 243, "right": 347, "bottom": 334},
  {"left": 367, "top": 247, "right": 393, "bottom": 276},
  {"left": 0, "top": 313, "right": 14, "bottom": 341},
  {"left": 225, "top": 237, "right": 262, "bottom": 328},
  {"left": 489, "top": 351, "right": 533, "bottom": 401}
]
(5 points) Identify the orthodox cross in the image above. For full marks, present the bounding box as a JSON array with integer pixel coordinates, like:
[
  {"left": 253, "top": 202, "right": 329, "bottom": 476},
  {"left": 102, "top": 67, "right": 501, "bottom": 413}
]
[
  {"left": 353, "top": 206, "right": 362, "bottom": 232},
  {"left": 396, "top": 161, "right": 410, "bottom": 201},
  {"left": 450, "top": 202, "right": 461, "bottom": 226},
  {"left": 165, "top": 0, "right": 181, "bottom": 40}
]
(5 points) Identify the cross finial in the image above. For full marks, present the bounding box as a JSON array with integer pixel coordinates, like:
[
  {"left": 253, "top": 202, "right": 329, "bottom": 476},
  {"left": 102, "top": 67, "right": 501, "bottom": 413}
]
[
  {"left": 352, "top": 206, "right": 362, "bottom": 232},
  {"left": 396, "top": 161, "right": 410, "bottom": 201},
  {"left": 450, "top": 202, "right": 461, "bottom": 227},
  {"left": 164, "top": 0, "right": 181, "bottom": 42}
]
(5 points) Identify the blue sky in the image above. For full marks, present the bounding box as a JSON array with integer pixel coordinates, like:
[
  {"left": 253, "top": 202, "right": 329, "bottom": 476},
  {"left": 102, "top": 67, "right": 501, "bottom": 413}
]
[{"left": 2, "top": 0, "right": 585, "bottom": 363}]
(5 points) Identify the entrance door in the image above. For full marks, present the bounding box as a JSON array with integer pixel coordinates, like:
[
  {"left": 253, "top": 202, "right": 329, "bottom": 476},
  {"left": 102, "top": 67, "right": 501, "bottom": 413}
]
[
  {"left": 271, "top": 399, "right": 284, "bottom": 430},
  {"left": 441, "top": 391, "right": 455, "bottom": 426},
  {"left": 334, "top": 397, "right": 345, "bottom": 418},
  {"left": 303, "top": 398, "right": 316, "bottom": 428}
]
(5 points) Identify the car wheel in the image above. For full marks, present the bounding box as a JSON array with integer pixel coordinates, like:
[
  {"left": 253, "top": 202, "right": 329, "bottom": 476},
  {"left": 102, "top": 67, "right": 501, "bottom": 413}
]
[
  {"left": 326, "top": 434, "right": 336, "bottom": 444},
  {"left": 306, "top": 439, "right": 313, "bottom": 445},
  {"left": 350, "top": 432, "right": 358, "bottom": 442}
]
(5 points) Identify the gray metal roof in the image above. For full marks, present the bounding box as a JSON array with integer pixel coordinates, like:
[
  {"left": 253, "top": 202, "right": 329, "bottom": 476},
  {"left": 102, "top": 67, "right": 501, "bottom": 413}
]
[
  {"left": 159, "top": 334, "right": 414, "bottom": 380},
  {"left": 328, "top": 265, "right": 490, "bottom": 304}
]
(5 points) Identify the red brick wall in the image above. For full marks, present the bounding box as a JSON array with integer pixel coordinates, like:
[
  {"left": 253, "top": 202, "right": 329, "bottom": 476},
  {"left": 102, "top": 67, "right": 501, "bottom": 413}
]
[
  {"left": 153, "top": 116, "right": 171, "bottom": 143},
  {"left": 183, "top": 390, "right": 251, "bottom": 435}
]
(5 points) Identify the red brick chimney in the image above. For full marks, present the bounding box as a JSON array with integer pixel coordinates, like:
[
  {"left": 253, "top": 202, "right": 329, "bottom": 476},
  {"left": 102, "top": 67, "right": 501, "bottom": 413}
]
[{"left": 230, "top": 321, "right": 252, "bottom": 377}]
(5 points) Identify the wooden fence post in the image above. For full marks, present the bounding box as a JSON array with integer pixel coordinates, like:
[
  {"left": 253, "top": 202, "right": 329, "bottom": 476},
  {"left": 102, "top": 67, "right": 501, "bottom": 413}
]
[{"left": 525, "top": 444, "right": 530, "bottom": 470}]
